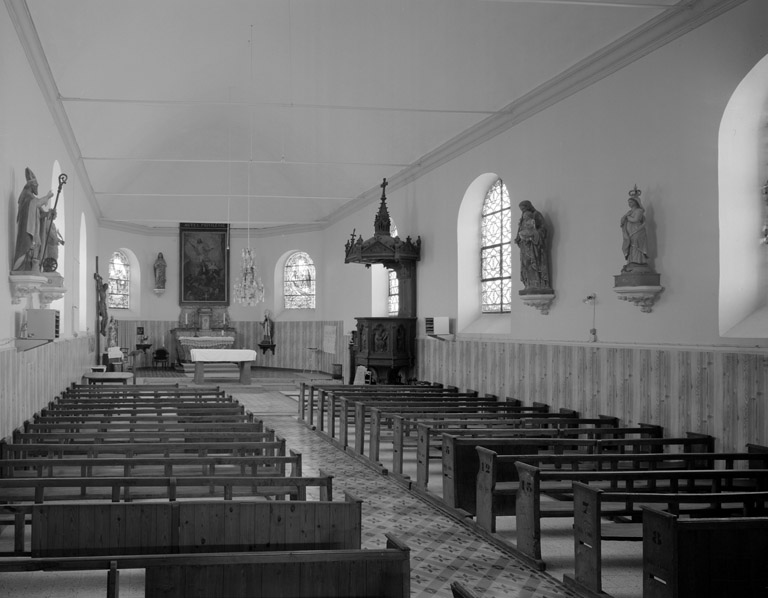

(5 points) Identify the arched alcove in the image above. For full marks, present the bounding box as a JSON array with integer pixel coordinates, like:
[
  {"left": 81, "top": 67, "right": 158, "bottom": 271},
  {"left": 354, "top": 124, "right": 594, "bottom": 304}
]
[
  {"left": 457, "top": 173, "right": 512, "bottom": 334},
  {"left": 718, "top": 53, "right": 768, "bottom": 337}
]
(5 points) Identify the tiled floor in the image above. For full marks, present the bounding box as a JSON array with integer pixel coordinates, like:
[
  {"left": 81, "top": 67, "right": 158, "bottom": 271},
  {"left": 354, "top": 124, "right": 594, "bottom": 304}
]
[
  {"left": 232, "top": 388, "right": 581, "bottom": 598},
  {"left": 0, "top": 375, "right": 641, "bottom": 597}
]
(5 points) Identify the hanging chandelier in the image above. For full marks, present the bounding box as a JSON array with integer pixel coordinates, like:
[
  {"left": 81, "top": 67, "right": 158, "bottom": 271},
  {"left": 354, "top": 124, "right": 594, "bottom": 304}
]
[
  {"left": 232, "top": 25, "right": 266, "bottom": 307},
  {"left": 233, "top": 247, "right": 264, "bottom": 306}
]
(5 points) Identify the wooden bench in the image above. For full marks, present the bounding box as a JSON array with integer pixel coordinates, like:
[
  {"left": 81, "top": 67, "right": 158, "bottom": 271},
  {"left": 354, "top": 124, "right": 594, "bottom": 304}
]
[
  {"left": 0, "top": 491, "right": 360, "bottom": 557},
  {"left": 144, "top": 534, "right": 410, "bottom": 598},
  {"left": 367, "top": 407, "right": 582, "bottom": 470},
  {"left": 406, "top": 412, "right": 622, "bottom": 480},
  {"left": 328, "top": 393, "right": 484, "bottom": 454},
  {"left": 0, "top": 534, "right": 411, "bottom": 598},
  {"left": 80, "top": 372, "right": 135, "bottom": 385},
  {"left": 442, "top": 432, "right": 712, "bottom": 514},
  {"left": 316, "top": 386, "right": 477, "bottom": 435},
  {"left": 21, "top": 420, "right": 265, "bottom": 435},
  {"left": 11, "top": 428, "right": 277, "bottom": 445},
  {"left": 62, "top": 384, "right": 224, "bottom": 397},
  {"left": 298, "top": 381, "right": 448, "bottom": 428},
  {"left": 642, "top": 507, "right": 768, "bottom": 598},
  {"left": 340, "top": 396, "right": 519, "bottom": 456},
  {"left": 38, "top": 403, "right": 246, "bottom": 417},
  {"left": 475, "top": 448, "right": 768, "bottom": 532},
  {"left": 1, "top": 439, "right": 286, "bottom": 460},
  {"left": 0, "top": 452, "right": 303, "bottom": 480},
  {"left": 563, "top": 481, "right": 768, "bottom": 596},
  {"left": 30, "top": 411, "right": 256, "bottom": 425},
  {"left": 0, "top": 472, "right": 334, "bottom": 503},
  {"left": 512, "top": 462, "right": 768, "bottom": 568}
]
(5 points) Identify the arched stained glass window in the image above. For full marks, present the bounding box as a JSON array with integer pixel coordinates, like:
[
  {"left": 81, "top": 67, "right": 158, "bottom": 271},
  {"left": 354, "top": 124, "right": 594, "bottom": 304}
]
[
  {"left": 284, "top": 251, "right": 316, "bottom": 309},
  {"left": 481, "top": 179, "right": 512, "bottom": 313},
  {"left": 108, "top": 250, "right": 130, "bottom": 309}
]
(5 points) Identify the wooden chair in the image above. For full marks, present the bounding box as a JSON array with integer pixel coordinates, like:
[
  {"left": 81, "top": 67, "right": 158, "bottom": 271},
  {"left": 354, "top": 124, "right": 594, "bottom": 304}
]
[{"left": 152, "top": 348, "right": 170, "bottom": 369}]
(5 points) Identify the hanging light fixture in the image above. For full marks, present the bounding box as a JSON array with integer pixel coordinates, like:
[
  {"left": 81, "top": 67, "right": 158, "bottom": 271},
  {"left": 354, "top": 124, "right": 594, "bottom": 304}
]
[{"left": 233, "top": 25, "right": 265, "bottom": 307}]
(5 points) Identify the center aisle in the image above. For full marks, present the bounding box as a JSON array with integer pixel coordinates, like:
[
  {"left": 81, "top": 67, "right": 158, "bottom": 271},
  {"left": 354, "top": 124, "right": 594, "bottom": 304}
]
[{"left": 234, "top": 389, "right": 579, "bottom": 598}]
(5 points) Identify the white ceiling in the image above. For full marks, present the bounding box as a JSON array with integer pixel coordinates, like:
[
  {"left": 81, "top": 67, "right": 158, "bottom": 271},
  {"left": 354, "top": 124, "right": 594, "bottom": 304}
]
[{"left": 8, "top": 0, "right": 725, "bottom": 234}]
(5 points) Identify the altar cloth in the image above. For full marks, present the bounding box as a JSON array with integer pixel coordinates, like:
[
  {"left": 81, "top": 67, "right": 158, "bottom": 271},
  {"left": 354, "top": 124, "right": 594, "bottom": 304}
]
[{"left": 190, "top": 348, "right": 256, "bottom": 362}]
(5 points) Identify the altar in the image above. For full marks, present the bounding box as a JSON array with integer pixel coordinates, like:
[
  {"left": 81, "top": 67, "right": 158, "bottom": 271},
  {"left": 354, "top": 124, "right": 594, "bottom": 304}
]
[
  {"left": 190, "top": 348, "right": 256, "bottom": 384},
  {"left": 176, "top": 335, "right": 235, "bottom": 362}
]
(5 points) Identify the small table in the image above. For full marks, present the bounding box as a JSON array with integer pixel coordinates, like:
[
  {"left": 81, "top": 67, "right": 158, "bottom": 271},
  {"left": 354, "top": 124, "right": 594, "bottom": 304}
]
[
  {"left": 136, "top": 343, "right": 152, "bottom": 367},
  {"left": 190, "top": 348, "right": 257, "bottom": 384},
  {"left": 82, "top": 372, "right": 135, "bottom": 385}
]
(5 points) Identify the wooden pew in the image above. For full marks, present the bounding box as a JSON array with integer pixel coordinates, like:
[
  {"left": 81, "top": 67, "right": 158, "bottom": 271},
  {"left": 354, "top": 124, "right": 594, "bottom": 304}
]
[
  {"left": 511, "top": 462, "right": 768, "bottom": 568},
  {"left": 316, "top": 385, "right": 476, "bottom": 435},
  {"left": 0, "top": 452, "right": 302, "bottom": 479},
  {"left": 144, "top": 534, "right": 410, "bottom": 598},
  {"left": 63, "top": 383, "right": 223, "bottom": 396},
  {"left": 28, "top": 411, "right": 256, "bottom": 425},
  {"left": 563, "top": 482, "right": 768, "bottom": 596},
  {"left": 368, "top": 406, "right": 577, "bottom": 470},
  {"left": 327, "top": 391, "right": 484, "bottom": 446},
  {"left": 475, "top": 448, "right": 768, "bottom": 532},
  {"left": 13, "top": 493, "right": 361, "bottom": 557},
  {"left": 298, "top": 381, "right": 446, "bottom": 428},
  {"left": 442, "top": 431, "right": 709, "bottom": 514},
  {"left": 0, "top": 534, "right": 411, "bottom": 598},
  {"left": 37, "top": 404, "right": 246, "bottom": 418},
  {"left": 339, "top": 396, "right": 514, "bottom": 456},
  {"left": 642, "top": 507, "right": 768, "bottom": 598},
  {"left": 1, "top": 439, "right": 286, "bottom": 460},
  {"left": 0, "top": 473, "right": 334, "bottom": 503},
  {"left": 11, "top": 429, "right": 276, "bottom": 445},
  {"left": 22, "top": 420, "right": 265, "bottom": 435}
]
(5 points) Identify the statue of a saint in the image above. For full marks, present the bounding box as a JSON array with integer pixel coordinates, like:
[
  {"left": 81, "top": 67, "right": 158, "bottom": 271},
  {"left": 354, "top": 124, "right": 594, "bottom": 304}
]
[
  {"left": 514, "top": 201, "right": 552, "bottom": 293},
  {"left": 620, "top": 187, "right": 649, "bottom": 272},
  {"left": 107, "top": 316, "right": 118, "bottom": 348},
  {"left": 154, "top": 252, "right": 167, "bottom": 289},
  {"left": 13, "top": 167, "right": 54, "bottom": 271},
  {"left": 40, "top": 209, "right": 64, "bottom": 272},
  {"left": 261, "top": 310, "right": 274, "bottom": 344}
]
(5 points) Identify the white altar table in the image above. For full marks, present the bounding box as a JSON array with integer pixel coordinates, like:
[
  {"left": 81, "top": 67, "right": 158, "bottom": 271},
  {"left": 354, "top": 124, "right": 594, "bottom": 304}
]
[{"left": 190, "top": 348, "right": 257, "bottom": 384}]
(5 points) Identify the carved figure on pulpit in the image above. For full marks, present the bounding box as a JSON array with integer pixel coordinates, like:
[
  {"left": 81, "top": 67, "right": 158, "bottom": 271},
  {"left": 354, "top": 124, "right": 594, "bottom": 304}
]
[{"left": 374, "top": 326, "right": 388, "bottom": 352}]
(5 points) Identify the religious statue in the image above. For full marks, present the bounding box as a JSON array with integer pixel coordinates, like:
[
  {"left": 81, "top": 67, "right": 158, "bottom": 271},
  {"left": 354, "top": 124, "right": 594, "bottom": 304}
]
[
  {"left": 95, "top": 273, "right": 109, "bottom": 337},
  {"left": 154, "top": 252, "right": 167, "bottom": 289},
  {"left": 40, "top": 209, "right": 64, "bottom": 272},
  {"left": 613, "top": 185, "right": 662, "bottom": 309},
  {"left": 12, "top": 167, "right": 54, "bottom": 271},
  {"left": 261, "top": 310, "right": 274, "bottom": 344},
  {"left": 514, "top": 201, "right": 552, "bottom": 294},
  {"left": 107, "top": 316, "right": 118, "bottom": 348},
  {"left": 620, "top": 186, "right": 649, "bottom": 272}
]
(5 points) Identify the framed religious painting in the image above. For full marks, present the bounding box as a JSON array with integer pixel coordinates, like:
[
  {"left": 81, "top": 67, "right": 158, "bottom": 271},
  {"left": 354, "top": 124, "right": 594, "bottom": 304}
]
[{"left": 179, "top": 223, "right": 230, "bottom": 305}]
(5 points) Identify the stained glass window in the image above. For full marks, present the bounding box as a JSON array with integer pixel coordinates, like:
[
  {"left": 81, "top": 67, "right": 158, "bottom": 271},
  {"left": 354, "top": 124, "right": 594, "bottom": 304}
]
[
  {"left": 284, "top": 251, "right": 316, "bottom": 309},
  {"left": 388, "top": 223, "right": 400, "bottom": 316},
  {"left": 481, "top": 179, "right": 512, "bottom": 313},
  {"left": 108, "top": 250, "right": 130, "bottom": 309},
  {"left": 388, "top": 270, "right": 399, "bottom": 316}
]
